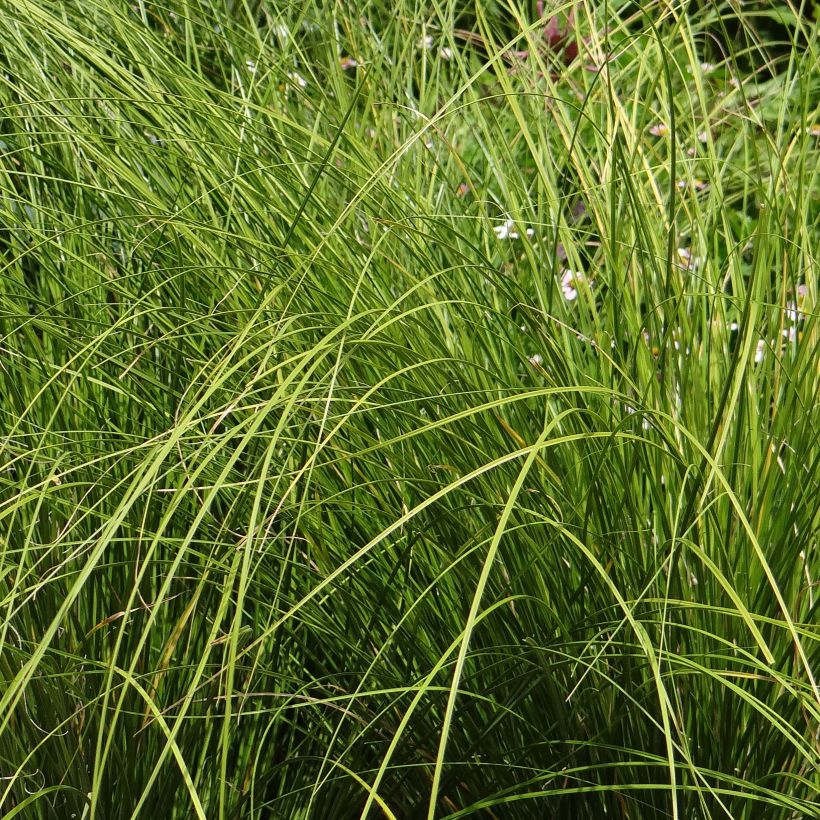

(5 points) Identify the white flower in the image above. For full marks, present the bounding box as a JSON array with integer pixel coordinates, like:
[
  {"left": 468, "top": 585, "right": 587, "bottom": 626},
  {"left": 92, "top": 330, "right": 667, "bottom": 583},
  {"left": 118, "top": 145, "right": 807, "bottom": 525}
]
[
  {"left": 246, "top": 59, "right": 257, "bottom": 73},
  {"left": 493, "top": 219, "right": 534, "bottom": 240},
  {"left": 687, "top": 134, "right": 709, "bottom": 156},
  {"left": 273, "top": 24, "right": 290, "bottom": 41},
  {"left": 677, "top": 178, "right": 707, "bottom": 192},
  {"left": 624, "top": 404, "right": 651, "bottom": 430},
  {"left": 560, "top": 269, "right": 589, "bottom": 301},
  {"left": 493, "top": 220, "right": 513, "bottom": 239},
  {"left": 439, "top": 47, "right": 453, "bottom": 60},
  {"left": 675, "top": 247, "right": 702, "bottom": 271},
  {"left": 754, "top": 339, "right": 766, "bottom": 363},
  {"left": 287, "top": 71, "right": 307, "bottom": 88},
  {"left": 687, "top": 62, "right": 716, "bottom": 75},
  {"left": 528, "top": 353, "right": 543, "bottom": 366},
  {"left": 786, "top": 285, "right": 809, "bottom": 323},
  {"left": 418, "top": 35, "right": 434, "bottom": 50}
]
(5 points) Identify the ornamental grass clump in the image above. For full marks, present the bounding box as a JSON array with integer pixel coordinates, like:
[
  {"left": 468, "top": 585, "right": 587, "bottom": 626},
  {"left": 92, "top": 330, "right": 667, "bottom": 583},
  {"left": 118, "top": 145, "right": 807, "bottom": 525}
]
[{"left": 0, "top": 0, "right": 817, "bottom": 817}]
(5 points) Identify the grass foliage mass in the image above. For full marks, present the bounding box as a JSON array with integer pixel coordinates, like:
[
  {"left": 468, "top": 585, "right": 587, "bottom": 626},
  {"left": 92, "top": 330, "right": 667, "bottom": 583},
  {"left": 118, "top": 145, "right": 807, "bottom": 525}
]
[{"left": 0, "top": 0, "right": 818, "bottom": 816}]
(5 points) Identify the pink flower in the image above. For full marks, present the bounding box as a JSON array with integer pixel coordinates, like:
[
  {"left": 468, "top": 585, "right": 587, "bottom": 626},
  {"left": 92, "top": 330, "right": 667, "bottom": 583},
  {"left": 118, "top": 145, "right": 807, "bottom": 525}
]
[{"left": 560, "top": 269, "right": 590, "bottom": 301}]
